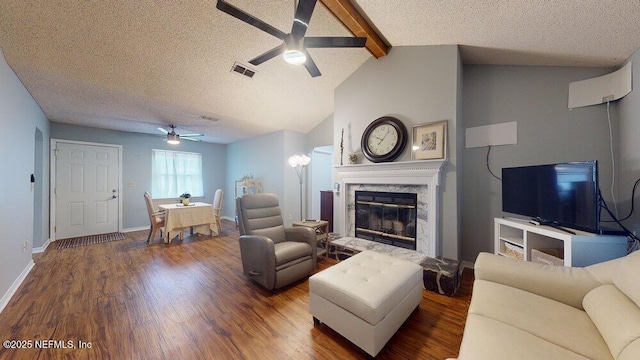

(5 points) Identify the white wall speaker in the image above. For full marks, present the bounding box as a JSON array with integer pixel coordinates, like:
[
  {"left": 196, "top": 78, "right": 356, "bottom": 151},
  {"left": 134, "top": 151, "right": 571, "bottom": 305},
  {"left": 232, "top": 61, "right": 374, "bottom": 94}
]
[{"left": 568, "top": 62, "right": 632, "bottom": 109}]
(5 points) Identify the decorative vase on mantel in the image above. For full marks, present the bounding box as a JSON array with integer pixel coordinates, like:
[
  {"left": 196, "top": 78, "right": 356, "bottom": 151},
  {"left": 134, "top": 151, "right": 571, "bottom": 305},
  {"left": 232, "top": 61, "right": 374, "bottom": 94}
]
[{"left": 182, "top": 198, "right": 190, "bottom": 206}]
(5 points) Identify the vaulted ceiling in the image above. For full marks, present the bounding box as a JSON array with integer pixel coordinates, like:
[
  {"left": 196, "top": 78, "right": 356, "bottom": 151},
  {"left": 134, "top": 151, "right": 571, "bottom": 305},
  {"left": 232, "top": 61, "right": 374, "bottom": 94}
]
[{"left": 1, "top": 1, "right": 639, "bottom": 143}]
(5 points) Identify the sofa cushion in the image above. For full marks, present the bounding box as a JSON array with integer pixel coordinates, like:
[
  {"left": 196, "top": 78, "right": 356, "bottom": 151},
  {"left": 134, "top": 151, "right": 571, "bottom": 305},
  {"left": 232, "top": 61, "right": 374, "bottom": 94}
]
[
  {"left": 619, "top": 339, "right": 640, "bottom": 360},
  {"left": 612, "top": 250, "right": 640, "bottom": 308},
  {"left": 469, "top": 279, "right": 612, "bottom": 360},
  {"left": 584, "top": 284, "right": 640, "bottom": 359},
  {"left": 458, "top": 314, "right": 592, "bottom": 360},
  {"left": 474, "top": 252, "right": 600, "bottom": 309}
]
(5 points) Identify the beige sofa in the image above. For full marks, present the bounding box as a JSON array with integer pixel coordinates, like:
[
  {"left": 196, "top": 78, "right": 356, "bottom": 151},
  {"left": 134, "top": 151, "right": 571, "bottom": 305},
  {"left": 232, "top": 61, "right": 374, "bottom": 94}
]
[{"left": 455, "top": 251, "right": 640, "bottom": 360}]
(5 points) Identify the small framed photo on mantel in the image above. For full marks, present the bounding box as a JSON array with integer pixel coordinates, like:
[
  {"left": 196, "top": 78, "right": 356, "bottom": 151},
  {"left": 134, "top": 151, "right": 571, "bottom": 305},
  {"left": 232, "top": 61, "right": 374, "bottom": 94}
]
[{"left": 411, "top": 120, "right": 448, "bottom": 160}]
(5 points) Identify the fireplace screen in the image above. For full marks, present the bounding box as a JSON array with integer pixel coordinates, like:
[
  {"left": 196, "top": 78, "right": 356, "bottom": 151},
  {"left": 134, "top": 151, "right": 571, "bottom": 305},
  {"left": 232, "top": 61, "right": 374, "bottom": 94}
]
[{"left": 355, "top": 191, "right": 417, "bottom": 249}]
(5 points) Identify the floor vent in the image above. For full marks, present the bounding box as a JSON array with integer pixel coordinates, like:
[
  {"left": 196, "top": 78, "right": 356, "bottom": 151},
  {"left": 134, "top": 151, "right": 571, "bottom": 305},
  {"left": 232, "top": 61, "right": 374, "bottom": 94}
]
[{"left": 231, "top": 62, "right": 256, "bottom": 78}]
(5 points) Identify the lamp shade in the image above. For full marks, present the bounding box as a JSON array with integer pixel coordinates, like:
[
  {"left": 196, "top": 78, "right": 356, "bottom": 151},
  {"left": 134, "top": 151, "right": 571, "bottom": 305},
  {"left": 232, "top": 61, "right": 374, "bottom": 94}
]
[
  {"left": 288, "top": 155, "right": 302, "bottom": 167},
  {"left": 299, "top": 154, "right": 311, "bottom": 166}
]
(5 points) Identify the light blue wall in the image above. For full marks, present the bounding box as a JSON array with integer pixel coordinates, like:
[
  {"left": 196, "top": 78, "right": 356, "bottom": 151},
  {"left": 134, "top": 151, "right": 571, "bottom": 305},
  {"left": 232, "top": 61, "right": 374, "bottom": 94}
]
[
  {"left": 0, "top": 48, "right": 50, "bottom": 307},
  {"left": 618, "top": 48, "right": 640, "bottom": 234},
  {"left": 306, "top": 114, "right": 333, "bottom": 150},
  {"left": 461, "top": 65, "right": 615, "bottom": 263},
  {"left": 50, "top": 123, "right": 227, "bottom": 229},
  {"left": 226, "top": 130, "right": 285, "bottom": 224}
]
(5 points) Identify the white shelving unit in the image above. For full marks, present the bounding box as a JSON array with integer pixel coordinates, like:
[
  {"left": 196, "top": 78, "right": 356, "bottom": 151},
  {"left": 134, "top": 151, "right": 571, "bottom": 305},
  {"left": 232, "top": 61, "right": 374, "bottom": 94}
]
[{"left": 495, "top": 217, "right": 628, "bottom": 267}]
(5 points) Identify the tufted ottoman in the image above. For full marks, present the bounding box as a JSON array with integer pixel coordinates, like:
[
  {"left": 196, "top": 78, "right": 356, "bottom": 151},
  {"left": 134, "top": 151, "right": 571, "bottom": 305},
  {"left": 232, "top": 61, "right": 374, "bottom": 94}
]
[{"left": 309, "top": 251, "right": 423, "bottom": 357}]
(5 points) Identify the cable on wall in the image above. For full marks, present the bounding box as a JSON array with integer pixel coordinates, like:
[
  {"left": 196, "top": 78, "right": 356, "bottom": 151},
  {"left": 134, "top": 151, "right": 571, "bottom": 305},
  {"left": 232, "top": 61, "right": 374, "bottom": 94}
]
[
  {"left": 606, "top": 101, "right": 619, "bottom": 218},
  {"left": 486, "top": 146, "right": 501, "bottom": 181},
  {"left": 602, "top": 177, "right": 640, "bottom": 222}
]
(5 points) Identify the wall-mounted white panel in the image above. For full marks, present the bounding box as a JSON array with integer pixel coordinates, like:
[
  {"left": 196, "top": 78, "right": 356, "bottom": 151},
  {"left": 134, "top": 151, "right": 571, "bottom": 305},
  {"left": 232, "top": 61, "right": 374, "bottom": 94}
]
[
  {"left": 568, "top": 62, "right": 632, "bottom": 109},
  {"left": 465, "top": 121, "right": 517, "bottom": 148}
]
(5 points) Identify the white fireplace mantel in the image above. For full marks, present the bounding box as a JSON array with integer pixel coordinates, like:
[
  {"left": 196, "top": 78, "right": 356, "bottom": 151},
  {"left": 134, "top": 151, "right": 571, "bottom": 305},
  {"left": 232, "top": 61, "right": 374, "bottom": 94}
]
[{"left": 334, "top": 160, "right": 446, "bottom": 257}]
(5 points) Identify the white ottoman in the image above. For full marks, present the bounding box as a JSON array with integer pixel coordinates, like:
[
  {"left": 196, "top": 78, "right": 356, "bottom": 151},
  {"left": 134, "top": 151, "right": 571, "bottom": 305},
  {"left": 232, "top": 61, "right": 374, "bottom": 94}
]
[{"left": 309, "top": 251, "right": 423, "bottom": 357}]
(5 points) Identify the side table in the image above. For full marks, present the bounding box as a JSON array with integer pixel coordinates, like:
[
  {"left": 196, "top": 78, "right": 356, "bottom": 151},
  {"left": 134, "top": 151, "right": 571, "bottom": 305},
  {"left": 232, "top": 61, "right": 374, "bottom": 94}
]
[{"left": 292, "top": 220, "right": 329, "bottom": 258}]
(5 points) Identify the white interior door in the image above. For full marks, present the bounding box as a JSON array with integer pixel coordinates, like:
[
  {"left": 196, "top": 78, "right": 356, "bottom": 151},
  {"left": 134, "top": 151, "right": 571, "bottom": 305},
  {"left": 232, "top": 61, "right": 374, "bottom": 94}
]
[{"left": 55, "top": 142, "right": 119, "bottom": 239}]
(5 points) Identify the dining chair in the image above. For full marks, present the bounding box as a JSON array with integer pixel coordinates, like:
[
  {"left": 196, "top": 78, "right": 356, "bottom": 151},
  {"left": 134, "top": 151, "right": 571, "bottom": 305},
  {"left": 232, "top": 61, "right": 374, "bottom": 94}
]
[
  {"left": 144, "top": 192, "right": 165, "bottom": 244},
  {"left": 212, "top": 188, "right": 224, "bottom": 233}
]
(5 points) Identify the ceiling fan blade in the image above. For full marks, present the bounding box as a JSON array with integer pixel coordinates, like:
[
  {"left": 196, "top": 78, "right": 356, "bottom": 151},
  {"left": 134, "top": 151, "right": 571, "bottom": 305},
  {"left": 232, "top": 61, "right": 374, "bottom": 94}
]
[
  {"left": 291, "top": 0, "right": 317, "bottom": 39},
  {"left": 157, "top": 127, "right": 169, "bottom": 134},
  {"left": 249, "top": 44, "right": 286, "bottom": 65},
  {"left": 304, "top": 36, "right": 367, "bottom": 48},
  {"left": 302, "top": 50, "right": 321, "bottom": 77},
  {"left": 182, "top": 137, "right": 201, "bottom": 142},
  {"left": 179, "top": 133, "right": 204, "bottom": 137},
  {"left": 216, "top": 0, "right": 287, "bottom": 40}
]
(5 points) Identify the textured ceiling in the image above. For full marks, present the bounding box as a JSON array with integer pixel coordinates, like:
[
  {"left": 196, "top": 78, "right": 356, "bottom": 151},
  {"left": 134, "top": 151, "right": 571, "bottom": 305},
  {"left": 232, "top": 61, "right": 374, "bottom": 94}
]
[{"left": 1, "top": 1, "right": 639, "bottom": 144}]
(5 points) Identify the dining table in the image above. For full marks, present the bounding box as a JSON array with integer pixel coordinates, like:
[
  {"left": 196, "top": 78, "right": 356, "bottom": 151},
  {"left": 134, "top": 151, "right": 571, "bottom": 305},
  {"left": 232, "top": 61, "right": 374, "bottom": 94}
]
[{"left": 158, "top": 202, "right": 219, "bottom": 243}]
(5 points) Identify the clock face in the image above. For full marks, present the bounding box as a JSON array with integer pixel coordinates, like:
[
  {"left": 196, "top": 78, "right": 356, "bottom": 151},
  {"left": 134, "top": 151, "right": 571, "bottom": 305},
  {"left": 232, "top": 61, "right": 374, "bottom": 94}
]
[
  {"left": 361, "top": 116, "right": 407, "bottom": 163},
  {"left": 366, "top": 124, "right": 399, "bottom": 156}
]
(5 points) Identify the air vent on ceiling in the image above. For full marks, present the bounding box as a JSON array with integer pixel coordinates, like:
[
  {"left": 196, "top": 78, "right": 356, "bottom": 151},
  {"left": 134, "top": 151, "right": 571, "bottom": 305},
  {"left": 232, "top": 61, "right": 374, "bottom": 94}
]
[
  {"left": 231, "top": 62, "right": 256, "bottom": 78},
  {"left": 199, "top": 115, "right": 219, "bottom": 122}
]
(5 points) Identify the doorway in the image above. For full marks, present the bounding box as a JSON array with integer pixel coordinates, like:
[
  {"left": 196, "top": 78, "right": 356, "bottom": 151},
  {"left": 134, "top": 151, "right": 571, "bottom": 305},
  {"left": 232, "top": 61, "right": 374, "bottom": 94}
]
[
  {"left": 309, "top": 145, "right": 333, "bottom": 220},
  {"left": 51, "top": 140, "right": 122, "bottom": 240},
  {"left": 32, "top": 128, "right": 43, "bottom": 252}
]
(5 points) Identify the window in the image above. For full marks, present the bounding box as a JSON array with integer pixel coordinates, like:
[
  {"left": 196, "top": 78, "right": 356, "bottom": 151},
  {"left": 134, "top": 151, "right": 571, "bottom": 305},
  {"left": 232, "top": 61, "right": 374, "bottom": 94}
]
[{"left": 152, "top": 149, "right": 204, "bottom": 198}]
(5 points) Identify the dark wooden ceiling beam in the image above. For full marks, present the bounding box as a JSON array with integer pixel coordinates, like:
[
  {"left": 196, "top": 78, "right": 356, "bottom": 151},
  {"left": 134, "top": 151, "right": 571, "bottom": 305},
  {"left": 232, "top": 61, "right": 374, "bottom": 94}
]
[{"left": 319, "top": 0, "right": 389, "bottom": 58}]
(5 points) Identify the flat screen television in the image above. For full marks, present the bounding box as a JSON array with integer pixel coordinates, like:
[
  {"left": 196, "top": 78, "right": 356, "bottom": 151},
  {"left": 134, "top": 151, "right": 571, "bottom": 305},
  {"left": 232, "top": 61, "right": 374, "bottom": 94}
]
[{"left": 502, "top": 161, "right": 600, "bottom": 233}]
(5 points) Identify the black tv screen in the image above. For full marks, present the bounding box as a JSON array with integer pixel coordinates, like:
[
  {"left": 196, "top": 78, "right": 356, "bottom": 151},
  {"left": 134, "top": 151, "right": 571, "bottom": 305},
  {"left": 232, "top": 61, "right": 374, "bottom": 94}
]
[{"left": 502, "top": 161, "right": 599, "bottom": 233}]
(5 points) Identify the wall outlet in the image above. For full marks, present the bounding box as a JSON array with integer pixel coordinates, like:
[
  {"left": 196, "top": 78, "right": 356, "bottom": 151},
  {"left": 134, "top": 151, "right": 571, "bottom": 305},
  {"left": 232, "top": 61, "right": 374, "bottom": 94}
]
[
  {"left": 288, "top": 214, "right": 292, "bottom": 220},
  {"left": 127, "top": 182, "right": 136, "bottom": 187},
  {"left": 22, "top": 240, "right": 27, "bottom": 252}
]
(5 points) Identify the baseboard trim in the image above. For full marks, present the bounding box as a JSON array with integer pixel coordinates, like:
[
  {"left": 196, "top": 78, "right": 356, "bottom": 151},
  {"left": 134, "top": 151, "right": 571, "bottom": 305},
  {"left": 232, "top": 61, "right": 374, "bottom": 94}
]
[
  {"left": 122, "top": 226, "right": 150, "bottom": 233},
  {"left": 461, "top": 260, "right": 475, "bottom": 271},
  {"left": 221, "top": 216, "right": 234, "bottom": 221},
  {"left": 32, "top": 239, "right": 51, "bottom": 254},
  {"left": 0, "top": 260, "right": 35, "bottom": 314}
]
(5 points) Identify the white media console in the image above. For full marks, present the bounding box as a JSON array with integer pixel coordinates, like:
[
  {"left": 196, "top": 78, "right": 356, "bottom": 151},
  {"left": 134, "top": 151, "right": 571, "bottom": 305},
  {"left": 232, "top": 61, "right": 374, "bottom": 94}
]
[{"left": 495, "top": 217, "right": 628, "bottom": 267}]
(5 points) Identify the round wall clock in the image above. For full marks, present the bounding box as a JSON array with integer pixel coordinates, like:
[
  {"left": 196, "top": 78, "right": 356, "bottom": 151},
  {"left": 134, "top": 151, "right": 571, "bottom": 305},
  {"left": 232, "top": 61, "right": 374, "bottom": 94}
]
[{"left": 361, "top": 116, "right": 408, "bottom": 163}]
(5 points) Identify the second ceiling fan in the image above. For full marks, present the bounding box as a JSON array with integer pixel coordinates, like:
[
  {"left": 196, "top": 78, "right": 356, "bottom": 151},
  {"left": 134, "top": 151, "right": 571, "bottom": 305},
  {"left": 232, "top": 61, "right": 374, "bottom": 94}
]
[{"left": 216, "top": 0, "right": 367, "bottom": 77}]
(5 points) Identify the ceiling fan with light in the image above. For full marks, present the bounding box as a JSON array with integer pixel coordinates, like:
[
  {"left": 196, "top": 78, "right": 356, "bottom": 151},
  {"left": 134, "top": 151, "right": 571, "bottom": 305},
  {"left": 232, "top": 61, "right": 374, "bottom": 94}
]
[
  {"left": 216, "top": 0, "right": 367, "bottom": 77},
  {"left": 157, "top": 125, "right": 203, "bottom": 144}
]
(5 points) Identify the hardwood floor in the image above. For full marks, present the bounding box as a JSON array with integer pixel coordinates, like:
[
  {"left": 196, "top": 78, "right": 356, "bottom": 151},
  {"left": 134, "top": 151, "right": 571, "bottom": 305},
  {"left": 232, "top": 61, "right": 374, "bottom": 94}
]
[{"left": 0, "top": 220, "right": 473, "bottom": 360}]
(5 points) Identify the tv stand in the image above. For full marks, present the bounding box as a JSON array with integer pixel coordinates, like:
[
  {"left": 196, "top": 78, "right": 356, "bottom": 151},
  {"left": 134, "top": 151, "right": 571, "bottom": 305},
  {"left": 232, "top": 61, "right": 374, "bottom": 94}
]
[
  {"left": 495, "top": 217, "right": 627, "bottom": 267},
  {"left": 529, "top": 218, "right": 576, "bottom": 235}
]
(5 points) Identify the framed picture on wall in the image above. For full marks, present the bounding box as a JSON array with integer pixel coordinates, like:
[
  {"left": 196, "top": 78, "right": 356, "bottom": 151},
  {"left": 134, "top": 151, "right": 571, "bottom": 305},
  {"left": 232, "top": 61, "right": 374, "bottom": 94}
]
[{"left": 411, "top": 120, "right": 448, "bottom": 160}]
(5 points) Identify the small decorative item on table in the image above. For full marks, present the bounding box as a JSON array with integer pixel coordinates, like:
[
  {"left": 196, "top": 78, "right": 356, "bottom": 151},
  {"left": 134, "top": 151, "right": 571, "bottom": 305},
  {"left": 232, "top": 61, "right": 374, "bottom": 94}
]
[{"left": 179, "top": 192, "right": 191, "bottom": 206}]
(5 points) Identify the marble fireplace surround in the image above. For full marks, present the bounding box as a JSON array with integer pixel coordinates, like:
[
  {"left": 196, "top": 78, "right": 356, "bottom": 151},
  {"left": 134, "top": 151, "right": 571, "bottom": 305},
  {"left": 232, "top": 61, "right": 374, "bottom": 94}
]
[{"left": 335, "top": 160, "right": 445, "bottom": 257}]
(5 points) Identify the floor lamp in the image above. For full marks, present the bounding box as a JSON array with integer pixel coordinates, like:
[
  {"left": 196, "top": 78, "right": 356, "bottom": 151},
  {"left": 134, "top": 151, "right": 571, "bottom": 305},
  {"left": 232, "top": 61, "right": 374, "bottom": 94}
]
[{"left": 288, "top": 154, "right": 311, "bottom": 221}]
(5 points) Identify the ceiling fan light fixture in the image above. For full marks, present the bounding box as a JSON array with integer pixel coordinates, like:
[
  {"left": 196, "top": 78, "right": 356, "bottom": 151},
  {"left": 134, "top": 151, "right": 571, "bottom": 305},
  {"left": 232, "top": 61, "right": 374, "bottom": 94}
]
[
  {"left": 167, "top": 133, "right": 180, "bottom": 145},
  {"left": 283, "top": 49, "right": 306, "bottom": 65}
]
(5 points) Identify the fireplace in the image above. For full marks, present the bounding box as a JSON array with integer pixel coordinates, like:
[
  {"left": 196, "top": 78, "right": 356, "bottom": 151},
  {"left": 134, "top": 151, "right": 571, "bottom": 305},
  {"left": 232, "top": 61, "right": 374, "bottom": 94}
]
[
  {"left": 355, "top": 191, "right": 417, "bottom": 249},
  {"left": 335, "top": 160, "right": 445, "bottom": 256}
]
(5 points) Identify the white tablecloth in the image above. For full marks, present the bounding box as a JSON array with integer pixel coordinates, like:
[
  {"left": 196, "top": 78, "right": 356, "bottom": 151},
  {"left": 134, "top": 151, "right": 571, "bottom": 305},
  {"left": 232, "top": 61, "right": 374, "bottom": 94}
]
[{"left": 159, "top": 202, "right": 218, "bottom": 243}]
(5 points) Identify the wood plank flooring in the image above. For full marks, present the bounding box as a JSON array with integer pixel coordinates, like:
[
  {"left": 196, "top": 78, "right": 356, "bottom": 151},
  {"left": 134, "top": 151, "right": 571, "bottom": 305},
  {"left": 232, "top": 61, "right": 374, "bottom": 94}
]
[{"left": 0, "top": 220, "right": 473, "bottom": 360}]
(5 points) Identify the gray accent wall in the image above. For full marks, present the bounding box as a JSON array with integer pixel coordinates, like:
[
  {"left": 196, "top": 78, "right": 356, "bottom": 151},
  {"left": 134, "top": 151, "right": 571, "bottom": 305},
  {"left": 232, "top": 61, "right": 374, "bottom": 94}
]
[
  {"left": 461, "top": 65, "right": 616, "bottom": 263},
  {"left": 334, "top": 45, "right": 462, "bottom": 259},
  {"left": 50, "top": 123, "right": 227, "bottom": 229},
  {"left": 618, "top": 48, "right": 640, "bottom": 234},
  {"left": 0, "top": 48, "right": 50, "bottom": 304}
]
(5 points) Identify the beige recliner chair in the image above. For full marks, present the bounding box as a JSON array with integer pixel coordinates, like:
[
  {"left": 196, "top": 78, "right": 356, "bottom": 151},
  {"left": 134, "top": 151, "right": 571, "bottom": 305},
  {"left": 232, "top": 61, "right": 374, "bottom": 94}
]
[{"left": 236, "top": 193, "right": 317, "bottom": 290}]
